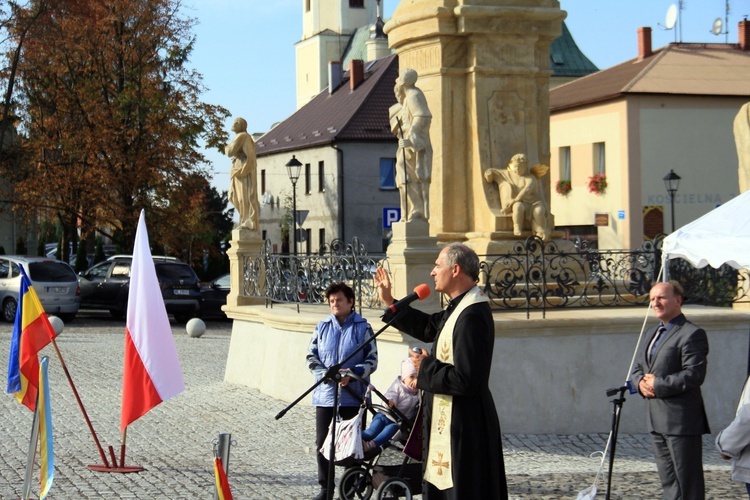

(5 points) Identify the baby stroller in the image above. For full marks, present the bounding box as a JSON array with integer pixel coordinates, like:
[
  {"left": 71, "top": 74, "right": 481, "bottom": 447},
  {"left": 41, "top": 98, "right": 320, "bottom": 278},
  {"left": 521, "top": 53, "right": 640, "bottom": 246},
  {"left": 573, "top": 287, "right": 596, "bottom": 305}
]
[{"left": 326, "top": 373, "right": 422, "bottom": 500}]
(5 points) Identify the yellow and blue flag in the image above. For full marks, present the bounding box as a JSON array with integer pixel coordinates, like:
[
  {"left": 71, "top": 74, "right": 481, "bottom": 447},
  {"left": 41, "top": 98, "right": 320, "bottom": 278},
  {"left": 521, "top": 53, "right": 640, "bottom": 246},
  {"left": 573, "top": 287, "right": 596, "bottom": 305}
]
[
  {"left": 6, "top": 266, "right": 57, "bottom": 411},
  {"left": 38, "top": 356, "right": 54, "bottom": 499}
]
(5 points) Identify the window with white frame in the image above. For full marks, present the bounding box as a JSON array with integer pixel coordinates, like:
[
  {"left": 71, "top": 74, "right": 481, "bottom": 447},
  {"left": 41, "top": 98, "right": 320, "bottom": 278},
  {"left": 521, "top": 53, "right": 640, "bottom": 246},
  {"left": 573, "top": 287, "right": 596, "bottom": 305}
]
[
  {"left": 560, "top": 146, "right": 571, "bottom": 180},
  {"left": 594, "top": 142, "right": 605, "bottom": 175}
]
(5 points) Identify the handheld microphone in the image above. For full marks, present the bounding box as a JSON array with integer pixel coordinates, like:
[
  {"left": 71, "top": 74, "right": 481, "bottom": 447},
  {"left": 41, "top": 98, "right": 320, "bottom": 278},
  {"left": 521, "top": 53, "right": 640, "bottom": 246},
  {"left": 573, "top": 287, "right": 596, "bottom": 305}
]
[{"left": 387, "top": 284, "right": 431, "bottom": 313}]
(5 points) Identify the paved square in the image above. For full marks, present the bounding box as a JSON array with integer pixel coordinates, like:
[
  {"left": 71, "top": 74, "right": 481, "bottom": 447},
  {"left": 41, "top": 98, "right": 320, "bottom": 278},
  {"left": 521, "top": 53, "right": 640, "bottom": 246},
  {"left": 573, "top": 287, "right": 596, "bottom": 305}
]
[{"left": 0, "top": 315, "right": 742, "bottom": 498}]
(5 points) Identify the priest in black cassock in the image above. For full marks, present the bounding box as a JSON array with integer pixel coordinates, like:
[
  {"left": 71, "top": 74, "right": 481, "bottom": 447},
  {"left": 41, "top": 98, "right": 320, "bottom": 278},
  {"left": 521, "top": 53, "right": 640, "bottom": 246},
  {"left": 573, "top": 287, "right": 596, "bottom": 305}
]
[{"left": 375, "top": 243, "right": 508, "bottom": 499}]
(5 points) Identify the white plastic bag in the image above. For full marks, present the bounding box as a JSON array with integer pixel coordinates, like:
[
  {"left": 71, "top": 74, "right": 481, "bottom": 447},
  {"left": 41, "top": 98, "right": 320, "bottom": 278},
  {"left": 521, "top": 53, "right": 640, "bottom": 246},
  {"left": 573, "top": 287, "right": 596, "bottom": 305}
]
[
  {"left": 576, "top": 484, "right": 597, "bottom": 500},
  {"left": 320, "top": 407, "right": 364, "bottom": 462}
]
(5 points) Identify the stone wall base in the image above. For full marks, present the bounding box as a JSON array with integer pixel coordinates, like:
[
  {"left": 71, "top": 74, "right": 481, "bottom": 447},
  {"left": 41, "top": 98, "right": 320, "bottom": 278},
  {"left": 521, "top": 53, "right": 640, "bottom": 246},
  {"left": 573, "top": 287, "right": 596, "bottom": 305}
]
[{"left": 224, "top": 303, "right": 750, "bottom": 434}]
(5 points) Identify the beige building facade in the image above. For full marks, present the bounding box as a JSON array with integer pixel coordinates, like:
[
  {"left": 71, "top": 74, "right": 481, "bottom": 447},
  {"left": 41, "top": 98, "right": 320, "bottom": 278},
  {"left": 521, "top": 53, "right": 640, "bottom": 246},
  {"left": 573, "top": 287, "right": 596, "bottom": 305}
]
[{"left": 550, "top": 25, "right": 750, "bottom": 249}]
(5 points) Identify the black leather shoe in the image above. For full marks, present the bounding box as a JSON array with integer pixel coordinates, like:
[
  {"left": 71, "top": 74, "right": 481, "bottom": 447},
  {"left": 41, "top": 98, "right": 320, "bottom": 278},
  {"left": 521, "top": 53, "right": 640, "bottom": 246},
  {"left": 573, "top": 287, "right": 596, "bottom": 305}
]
[{"left": 313, "top": 489, "right": 328, "bottom": 500}]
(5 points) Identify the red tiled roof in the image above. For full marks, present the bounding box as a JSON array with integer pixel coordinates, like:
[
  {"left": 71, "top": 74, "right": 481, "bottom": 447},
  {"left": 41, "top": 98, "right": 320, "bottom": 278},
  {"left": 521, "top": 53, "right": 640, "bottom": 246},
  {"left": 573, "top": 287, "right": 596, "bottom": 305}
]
[
  {"left": 256, "top": 55, "right": 398, "bottom": 156},
  {"left": 551, "top": 43, "right": 750, "bottom": 112}
]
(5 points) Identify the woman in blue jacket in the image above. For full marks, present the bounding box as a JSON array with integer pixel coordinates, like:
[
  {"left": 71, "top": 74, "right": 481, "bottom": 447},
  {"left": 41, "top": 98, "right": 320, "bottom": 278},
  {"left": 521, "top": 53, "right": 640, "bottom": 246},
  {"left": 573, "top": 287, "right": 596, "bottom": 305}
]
[{"left": 306, "top": 282, "right": 378, "bottom": 500}]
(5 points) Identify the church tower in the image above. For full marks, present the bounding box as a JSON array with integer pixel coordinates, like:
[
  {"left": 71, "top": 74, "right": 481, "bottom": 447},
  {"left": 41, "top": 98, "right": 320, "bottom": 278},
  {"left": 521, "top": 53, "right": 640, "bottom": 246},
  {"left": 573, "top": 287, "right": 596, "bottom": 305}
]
[{"left": 295, "top": 0, "right": 378, "bottom": 109}]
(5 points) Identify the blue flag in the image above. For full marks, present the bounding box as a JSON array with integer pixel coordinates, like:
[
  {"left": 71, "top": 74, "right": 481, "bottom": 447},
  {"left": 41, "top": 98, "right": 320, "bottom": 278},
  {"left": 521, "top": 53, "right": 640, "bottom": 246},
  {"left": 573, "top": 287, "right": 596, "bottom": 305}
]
[{"left": 38, "top": 356, "right": 54, "bottom": 498}]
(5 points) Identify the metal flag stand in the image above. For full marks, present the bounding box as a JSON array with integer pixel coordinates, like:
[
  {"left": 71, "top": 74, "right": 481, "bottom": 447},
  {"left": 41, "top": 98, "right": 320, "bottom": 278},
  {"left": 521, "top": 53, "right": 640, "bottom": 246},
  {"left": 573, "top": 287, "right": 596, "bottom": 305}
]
[
  {"left": 45, "top": 337, "right": 143, "bottom": 473},
  {"left": 87, "top": 426, "right": 144, "bottom": 474}
]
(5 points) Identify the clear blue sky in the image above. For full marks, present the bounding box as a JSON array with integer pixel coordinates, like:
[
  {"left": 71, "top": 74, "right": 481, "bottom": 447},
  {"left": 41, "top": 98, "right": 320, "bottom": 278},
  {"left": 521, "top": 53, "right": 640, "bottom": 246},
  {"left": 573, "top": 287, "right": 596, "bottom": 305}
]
[{"left": 187, "top": 0, "right": 746, "bottom": 194}]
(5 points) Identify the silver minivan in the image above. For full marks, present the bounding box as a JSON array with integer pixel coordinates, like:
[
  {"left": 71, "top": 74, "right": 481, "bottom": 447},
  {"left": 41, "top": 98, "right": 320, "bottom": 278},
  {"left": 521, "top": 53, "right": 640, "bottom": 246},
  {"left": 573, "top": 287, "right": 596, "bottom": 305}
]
[{"left": 0, "top": 256, "right": 81, "bottom": 322}]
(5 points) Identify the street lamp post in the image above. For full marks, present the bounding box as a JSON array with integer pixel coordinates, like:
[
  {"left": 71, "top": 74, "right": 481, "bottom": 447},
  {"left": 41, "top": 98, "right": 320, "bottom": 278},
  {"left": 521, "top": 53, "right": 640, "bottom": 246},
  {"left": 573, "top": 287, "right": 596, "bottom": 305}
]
[
  {"left": 663, "top": 169, "right": 681, "bottom": 233},
  {"left": 285, "top": 155, "right": 302, "bottom": 256}
]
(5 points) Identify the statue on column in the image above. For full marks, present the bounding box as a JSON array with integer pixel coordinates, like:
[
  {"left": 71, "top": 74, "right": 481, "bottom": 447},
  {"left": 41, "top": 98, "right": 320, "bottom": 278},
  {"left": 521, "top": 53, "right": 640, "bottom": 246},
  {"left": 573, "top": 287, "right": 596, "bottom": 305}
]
[
  {"left": 484, "top": 153, "right": 552, "bottom": 241},
  {"left": 225, "top": 117, "right": 259, "bottom": 230},
  {"left": 735, "top": 102, "right": 750, "bottom": 194},
  {"left": 390, "top": 68, "right": 432, "bottom": 221}
]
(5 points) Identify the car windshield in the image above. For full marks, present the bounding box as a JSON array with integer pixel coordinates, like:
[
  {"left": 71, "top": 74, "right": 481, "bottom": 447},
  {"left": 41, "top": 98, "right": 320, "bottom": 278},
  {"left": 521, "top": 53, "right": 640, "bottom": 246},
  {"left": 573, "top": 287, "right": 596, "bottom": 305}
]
[
  {"left": 27, "top": 261, "right": 77, "bottom": 282},
  {"left": 156, "top": 264, "right": 196, "bottom": 281}
]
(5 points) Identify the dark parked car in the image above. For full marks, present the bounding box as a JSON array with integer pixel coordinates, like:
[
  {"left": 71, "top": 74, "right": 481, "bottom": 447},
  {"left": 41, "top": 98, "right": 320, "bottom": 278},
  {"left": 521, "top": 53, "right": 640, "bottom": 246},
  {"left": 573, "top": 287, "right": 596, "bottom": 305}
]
[
  {"left": 200, "top": 274, "right": 230, "bottom": 319},
  {"left": 78, "top": 255, "right": 200, "bottom": 323}
]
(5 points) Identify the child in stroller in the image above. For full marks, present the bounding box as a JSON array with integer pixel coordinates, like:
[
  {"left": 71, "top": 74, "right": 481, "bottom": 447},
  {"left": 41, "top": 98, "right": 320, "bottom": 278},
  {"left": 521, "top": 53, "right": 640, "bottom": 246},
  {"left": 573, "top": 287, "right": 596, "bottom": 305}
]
[
  {"left": 362, "top": 358, "right": 419, "bottom": 452},
  {"left": 335, "top": 357, "right": 422, "bottom": 499}
]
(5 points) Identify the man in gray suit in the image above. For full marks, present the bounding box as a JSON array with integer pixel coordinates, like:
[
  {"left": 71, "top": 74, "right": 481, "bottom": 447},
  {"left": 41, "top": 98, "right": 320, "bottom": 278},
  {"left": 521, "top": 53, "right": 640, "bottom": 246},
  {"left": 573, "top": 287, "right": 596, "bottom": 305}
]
[{"left": 632, "top": 280, "right": 710, "bottom": 500}]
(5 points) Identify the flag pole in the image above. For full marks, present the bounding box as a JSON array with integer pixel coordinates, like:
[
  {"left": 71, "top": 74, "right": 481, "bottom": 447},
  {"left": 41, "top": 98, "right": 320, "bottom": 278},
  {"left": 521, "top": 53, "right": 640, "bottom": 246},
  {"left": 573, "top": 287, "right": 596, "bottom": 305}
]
[
  {"left": 120, "top": 426, "right": 127, "bottom": 467},
  {"left": 22, "top": 385, "right": 42, "bottom": 499},
  {"left": 102, "top": 209, "right": 181, "bottom": 474},
  {"left": 47, "top": 337, "right": 111, "bottom": 469}
]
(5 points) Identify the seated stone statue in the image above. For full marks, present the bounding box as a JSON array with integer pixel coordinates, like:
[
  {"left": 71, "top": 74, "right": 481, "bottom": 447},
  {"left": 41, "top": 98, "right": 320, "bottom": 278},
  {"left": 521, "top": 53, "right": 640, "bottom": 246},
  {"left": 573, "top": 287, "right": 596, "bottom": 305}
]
[{"left": 484, "top": 153, "right": 552, "bottom": 241}]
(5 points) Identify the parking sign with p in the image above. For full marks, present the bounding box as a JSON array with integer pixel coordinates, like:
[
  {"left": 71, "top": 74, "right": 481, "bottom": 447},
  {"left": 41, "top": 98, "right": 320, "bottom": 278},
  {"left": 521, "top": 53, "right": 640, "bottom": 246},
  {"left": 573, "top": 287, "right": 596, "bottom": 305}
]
[{"left": 383, "top": 208, "right": 401, "bottom": 228}]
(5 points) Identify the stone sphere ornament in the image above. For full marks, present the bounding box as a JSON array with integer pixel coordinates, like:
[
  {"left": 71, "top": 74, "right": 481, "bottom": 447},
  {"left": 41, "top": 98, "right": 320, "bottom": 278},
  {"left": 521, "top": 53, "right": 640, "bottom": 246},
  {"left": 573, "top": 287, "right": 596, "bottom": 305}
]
[
  {"left": 48, "top": 315, "right": 64, "bottom": 335},
  {"left": 186, "top": 318, "right": 206, "bottom": 338}
]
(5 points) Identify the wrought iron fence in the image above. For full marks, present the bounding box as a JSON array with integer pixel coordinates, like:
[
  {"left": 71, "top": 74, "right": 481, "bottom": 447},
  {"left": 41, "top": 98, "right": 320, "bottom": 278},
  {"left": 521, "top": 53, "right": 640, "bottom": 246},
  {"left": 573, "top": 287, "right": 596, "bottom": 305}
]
[
  {"left": 241, "top": 235, "right": 748, "bottom": 317},
  {"left": 478, "top": 237, "right": 659, "bottom": 318},
  {"left": 479, "top": 235, "right": 749, "bottom": 317},
  {"left": 242, "top": 238, "right": 386, "bottom": 311},
  {"left": 665, "top": 255, "right": 745, "bottom": 307}
]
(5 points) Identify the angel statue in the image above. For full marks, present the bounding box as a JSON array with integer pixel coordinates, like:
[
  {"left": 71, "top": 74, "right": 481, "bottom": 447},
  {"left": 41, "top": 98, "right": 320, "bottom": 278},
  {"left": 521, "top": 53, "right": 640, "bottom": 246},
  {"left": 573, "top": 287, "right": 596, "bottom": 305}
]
[{"left": 484, "top": 153, "right": 552, "bottom": 241}]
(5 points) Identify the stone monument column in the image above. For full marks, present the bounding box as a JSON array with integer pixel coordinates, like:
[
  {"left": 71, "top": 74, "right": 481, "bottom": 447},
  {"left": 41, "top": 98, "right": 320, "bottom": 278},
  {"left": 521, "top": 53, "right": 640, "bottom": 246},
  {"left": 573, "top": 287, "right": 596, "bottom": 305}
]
[
  {"left": 225, "top": 228, "right": 264, "bottom": 308},
  {"left": 224, "top": 116, "right": 265, "bottom": 309},
  {"left": 734, "top": 102, "right": 750, "bottom": 311},
  {"left": 385, "top": 0, "right": 564, "bottom": 255}
]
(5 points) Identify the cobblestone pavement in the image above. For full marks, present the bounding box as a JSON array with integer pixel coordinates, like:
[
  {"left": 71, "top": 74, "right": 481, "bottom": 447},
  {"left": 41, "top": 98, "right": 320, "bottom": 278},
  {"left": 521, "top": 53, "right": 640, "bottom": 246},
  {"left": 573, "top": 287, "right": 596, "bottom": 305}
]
[{"left": 0, "top": 314, "right": 744, "bottom": 499}]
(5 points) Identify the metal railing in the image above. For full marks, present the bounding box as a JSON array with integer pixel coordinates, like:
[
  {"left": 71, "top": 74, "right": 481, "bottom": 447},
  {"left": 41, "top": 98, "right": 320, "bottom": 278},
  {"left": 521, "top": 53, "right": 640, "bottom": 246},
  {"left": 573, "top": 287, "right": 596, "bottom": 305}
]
[
  {"left": 478, "top": 235, "right": 748, "bottom": 317},
  {"left": 242, "top": 238, "right": 386, "bottom": 311},
  {"left": 240, "top": 236, "right": 748, "bottom": 317},
  {"left": 478, "top": 236, "right": 659, "bottom": 318}
]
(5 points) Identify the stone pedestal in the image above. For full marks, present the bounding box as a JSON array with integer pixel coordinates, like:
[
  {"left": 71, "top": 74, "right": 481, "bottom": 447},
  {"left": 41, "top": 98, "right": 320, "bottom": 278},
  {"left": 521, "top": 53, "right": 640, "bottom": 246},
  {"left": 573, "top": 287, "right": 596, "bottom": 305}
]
[
  {"left": 385, "top": 0, "right": 565, "bottom": 248},
  {"left": 226, "top": 228, "right": 265, "bottom": 308},
  {"left": 463, "top": 230, "right": 574, "bottom": 256},
  {"left": 386, "top": 218, "right": 440, "bottom": 311}
]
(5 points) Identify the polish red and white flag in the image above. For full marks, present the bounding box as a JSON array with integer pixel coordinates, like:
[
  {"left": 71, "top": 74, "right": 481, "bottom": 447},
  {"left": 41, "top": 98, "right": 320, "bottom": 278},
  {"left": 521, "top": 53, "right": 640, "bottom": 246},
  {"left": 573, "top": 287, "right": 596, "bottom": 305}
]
[{"left": 121, "top": 210, "right": 185, "bottom": 431}]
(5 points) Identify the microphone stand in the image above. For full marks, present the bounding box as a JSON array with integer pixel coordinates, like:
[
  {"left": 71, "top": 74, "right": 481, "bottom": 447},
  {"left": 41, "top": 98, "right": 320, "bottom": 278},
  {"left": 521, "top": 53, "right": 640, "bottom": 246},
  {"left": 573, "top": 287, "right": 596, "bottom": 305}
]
[
  {"left": 275, "top": 308, "right": 407, "bottom": 500},
  {"left": 604, "top": 385, "right": 628, "bottom": 500}
]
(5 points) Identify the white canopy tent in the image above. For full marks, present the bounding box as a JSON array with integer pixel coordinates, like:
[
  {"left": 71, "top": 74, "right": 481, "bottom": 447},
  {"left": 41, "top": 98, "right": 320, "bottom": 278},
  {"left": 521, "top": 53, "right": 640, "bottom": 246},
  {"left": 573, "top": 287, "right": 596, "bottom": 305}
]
[{"left": 662, "top": 190, "right": 750, "bottom": 270}]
